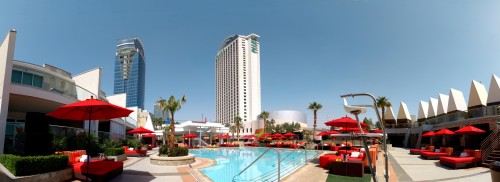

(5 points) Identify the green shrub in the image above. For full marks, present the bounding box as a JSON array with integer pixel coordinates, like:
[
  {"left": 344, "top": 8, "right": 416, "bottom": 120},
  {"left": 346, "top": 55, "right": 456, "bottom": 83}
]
[
  {"left": 168, "top": 147, "right": 188, "bottom": 157},
  {"left": 104, "top": 147, "right": 125, "bottom": 156},
  {"left": 159, "top": 145, "right": 169, "bottom": 156},
  {"left": 125, "top": 139, "right": 140, "bottom": 149},
  {"left": 52, "top": 136, "right": 67, "bottom": 152},
  {"left": 0, "top": 154, "right": 68, "bottom": 176}
]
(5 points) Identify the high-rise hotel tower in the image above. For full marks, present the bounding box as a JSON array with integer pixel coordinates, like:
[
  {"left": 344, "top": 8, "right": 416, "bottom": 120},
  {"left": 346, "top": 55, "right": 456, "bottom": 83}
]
[
  {"left": 114, "top": 37, "right": 146, "bottom": 109},
  {"left": 216, "top": 34, "right": 261, "bottom": 125}
]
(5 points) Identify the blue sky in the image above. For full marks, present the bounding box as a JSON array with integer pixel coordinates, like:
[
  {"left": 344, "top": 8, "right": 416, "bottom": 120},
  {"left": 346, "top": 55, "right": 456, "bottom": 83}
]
[{"left": 1, "top": 0, "right": 500, "bottom": 128}]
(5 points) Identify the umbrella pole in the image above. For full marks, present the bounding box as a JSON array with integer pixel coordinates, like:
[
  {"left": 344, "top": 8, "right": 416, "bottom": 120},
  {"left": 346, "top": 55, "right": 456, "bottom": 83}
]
[{"left": 86, "top": 106, "right": 92, "bottom": 182}]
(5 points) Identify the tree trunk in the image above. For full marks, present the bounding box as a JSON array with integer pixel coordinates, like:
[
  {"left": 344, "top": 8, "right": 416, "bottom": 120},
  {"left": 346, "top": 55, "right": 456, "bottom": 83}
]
[
  {"left": 381, "top": 107, "right": 385, "bottom": 127},
  {"left": 263, "top": 117, "right": 266, "bottom": 134},
  {"left": 237, "top": 126, "right": 240, "bottom": 141},
  {"left": 170, "top": 114, "right": 175, "bottom": 148},
  {"left": 313, "top": 110, "right": 317, "bottom": 141}
]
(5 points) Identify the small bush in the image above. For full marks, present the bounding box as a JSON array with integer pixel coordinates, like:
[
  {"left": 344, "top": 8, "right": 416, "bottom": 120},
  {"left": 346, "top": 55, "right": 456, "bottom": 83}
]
[
  {"left": 168, "top": 147, "right": 188, "bottom": 157},
  {"left": 104, "top": 147, "right": 125, "bottom": 156},
  {"left": 159, "top": 145, "right": 169, "bottom": 156},
  {"left": 52, "top": 136, "right": 67, "bottom": 152},
  {"left": 126, "top": 139, "right": 140, "bottom": 149},
  {"left": 0, "top": 154, "right": 68, "bottom": 176}
]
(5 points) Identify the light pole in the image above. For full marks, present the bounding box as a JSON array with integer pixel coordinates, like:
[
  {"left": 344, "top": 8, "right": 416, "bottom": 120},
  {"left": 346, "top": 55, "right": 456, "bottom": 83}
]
[{"left": 341, "top": 93, "right": 389, "bottom": 182}]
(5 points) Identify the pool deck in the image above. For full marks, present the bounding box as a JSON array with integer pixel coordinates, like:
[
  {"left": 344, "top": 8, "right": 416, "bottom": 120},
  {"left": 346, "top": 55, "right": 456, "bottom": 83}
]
[{"left": 101, "top": 147, "right": 493, "bottom": 182}]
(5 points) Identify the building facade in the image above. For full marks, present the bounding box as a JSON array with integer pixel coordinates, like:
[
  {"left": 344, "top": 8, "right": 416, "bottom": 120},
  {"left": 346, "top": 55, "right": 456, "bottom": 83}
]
[
  {"left": 215, "top": 34, "right": 261, "bottom": 128},
  {"left": 114, "top": 37, "right": 146, "bottom": 109}
]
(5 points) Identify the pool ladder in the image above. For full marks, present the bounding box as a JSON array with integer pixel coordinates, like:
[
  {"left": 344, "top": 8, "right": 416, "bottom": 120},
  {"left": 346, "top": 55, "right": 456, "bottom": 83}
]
[{"left": 232, "top": 146, "right": 320, "bottom": 182}]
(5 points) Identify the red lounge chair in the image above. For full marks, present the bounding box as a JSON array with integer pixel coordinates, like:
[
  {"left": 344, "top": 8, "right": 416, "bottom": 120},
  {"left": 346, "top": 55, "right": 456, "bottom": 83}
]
[
  {"left": 420, "top": 147, "right": 453, "bottom": 160},
  {"left": 319, "top": 152, "right": 366, "bottom": 168},
  {"left": 330, "top": 145, "right": 340, "bottom": 151},
  {"left": 123, "top": 146, "right": 147, "bottom": 157},
  {"left": 72, "top": 160, "right": 123, "bottom": 182},
  {"left": 410, "top": 146, "right": 435, "bottom": 155},
  {"left": 439, "top": 150, "right": 481, "bottom": 169}
]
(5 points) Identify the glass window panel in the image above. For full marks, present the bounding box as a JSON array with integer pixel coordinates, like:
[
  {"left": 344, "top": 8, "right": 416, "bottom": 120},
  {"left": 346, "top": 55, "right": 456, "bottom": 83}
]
[
  {"left": 33, "top": 75, "right": 43, "bottom": 88},
  {"left": 11, "top": 70, "right": 22, "bottom": 83},
  {"left": 22, "top": 72, "right": 33, "bottom": 85}
]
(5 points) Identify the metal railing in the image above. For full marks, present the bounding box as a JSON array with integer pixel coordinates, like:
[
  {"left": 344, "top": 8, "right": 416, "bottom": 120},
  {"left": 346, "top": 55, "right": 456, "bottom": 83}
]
[
  {"left": 232, "top": 148, "right": 281, "bottom": 182},
  {"left": 480, "top": 127, "right": 500, "bottom": 163}
]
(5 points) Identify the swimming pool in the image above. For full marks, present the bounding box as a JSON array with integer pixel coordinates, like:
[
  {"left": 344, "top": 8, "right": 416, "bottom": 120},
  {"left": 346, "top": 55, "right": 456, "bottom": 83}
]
[{"left": 189, "top": 147, "right": 321, "bottom": 182}]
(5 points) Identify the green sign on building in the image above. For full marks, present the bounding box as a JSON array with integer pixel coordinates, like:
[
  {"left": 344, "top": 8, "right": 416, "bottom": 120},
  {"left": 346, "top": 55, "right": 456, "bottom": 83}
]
[{"left": 251, "top": 39, "right": 258, "bottom": 53}]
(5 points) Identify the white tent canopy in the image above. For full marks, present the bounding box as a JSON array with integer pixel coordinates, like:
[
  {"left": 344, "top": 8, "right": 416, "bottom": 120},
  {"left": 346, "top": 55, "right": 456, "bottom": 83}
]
[
  {"left": 418, "top": 101, "right": 429, "bottom": 119},
  {"left": 397, "top": 102, "right": 411, "bottom": 121},
  {"left": 384, "top": 106, "right": 396, "bottom": 120},
  {"left": 487, "top": 74, "right": 500, "bottom": 105}
]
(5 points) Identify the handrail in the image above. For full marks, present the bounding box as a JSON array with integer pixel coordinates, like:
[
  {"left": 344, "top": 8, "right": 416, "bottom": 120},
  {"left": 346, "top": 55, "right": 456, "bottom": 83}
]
[
  {"left": 232, "top": 148, "right": 281, "bottom": 182},
  {"left": 481, "top": 127, "right": 500, "bottom": 163},
  {"left": 280, "top": 145, "right": 307, "bottom": 162}
]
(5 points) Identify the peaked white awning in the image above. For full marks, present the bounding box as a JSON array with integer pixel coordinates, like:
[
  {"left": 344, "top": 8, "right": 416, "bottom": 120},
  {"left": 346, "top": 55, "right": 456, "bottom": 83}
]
[
  {"left": 397, "top": 102, "right": 411, "bottom": 120},
  {"left": 468, "top": 80, "right": 488, "bottom": 108},
  {"left": 428, "top": 97, "right": 438, "bottom": 117},
  {"left": 487, "top": 74, "right": 500, "bottom": 105},
  {"left": 418, "top": 101, "right": 429, "bottom": 119},
  {"left": 448, "top": 88, "right": 467, "bottom": 112},
  {"left": 384, "top": 106, "right": 396, "bottom": 120},
  {"left": 437, "top": 94, "right": 449, "bottom": 115}
]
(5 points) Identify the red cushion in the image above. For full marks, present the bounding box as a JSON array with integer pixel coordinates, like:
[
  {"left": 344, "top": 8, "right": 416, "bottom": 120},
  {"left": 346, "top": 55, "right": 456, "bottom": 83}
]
[
  {"left": 72, "top": 161, "right": 123, "bottom": 175},
  {"left": 421, "top": 151, "right": 449, "bottom": 157},
  {"left": 440, "top": 157, "right": 475, "bottom": 163},
  {"left": 319, "top": 154, "right": 340, "bottom": 168},
  {"left": 410, "top": 149, "right": 423, "bottom": 153}
]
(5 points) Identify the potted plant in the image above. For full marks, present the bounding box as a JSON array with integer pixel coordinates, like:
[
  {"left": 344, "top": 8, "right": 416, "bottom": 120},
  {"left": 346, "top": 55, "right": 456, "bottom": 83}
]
[
  {"left": 52, "top": 136, "right": 67, "bottom": 154},
  {"left": 101, "top": 138, "right": 127, "bottom": 161},
  {"left": 490, "top": 161, "right": 500, "bottom": 182}
]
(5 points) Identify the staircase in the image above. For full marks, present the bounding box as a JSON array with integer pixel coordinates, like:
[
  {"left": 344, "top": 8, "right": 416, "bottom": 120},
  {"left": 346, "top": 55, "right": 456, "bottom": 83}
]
[
  {"left": 481, "top": 127, "right": 500, "bottom": 166},
  {"left": 192, "top": 138, "right": 209, "bottom": 147}
]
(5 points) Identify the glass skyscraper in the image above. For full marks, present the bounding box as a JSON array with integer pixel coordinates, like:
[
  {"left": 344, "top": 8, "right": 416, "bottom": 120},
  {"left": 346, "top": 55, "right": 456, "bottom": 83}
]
[{"left": 114, "top": 37, "right": 146, "bottom": 109}]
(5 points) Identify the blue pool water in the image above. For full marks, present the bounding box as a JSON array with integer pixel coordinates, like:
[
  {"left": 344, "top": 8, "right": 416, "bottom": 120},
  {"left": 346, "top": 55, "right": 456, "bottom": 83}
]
[{"left": 189, "top": 147, "right": 321, "bottom": 182}]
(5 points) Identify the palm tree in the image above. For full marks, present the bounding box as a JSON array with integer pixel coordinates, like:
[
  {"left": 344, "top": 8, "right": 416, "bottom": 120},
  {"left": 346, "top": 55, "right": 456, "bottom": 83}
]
[
  {"left": 161, "top": 95, "right": 187, "bottom": 148},
  {"left": 308, "top": 102, "right": 322, "bottom": 141},
  {"left": 234, "top": 116, "right": 243, "bottom": 141},
  {"left": 229, "top": 125, "right": 236, "bottom": 140},
  {"left": 152, "top": 116, "right": 164, "bottom": 130},
  {"left": 157, "top": 98, "right": 168, "bottom": 145},
  {"left": 258, "top": 111, "right": 270, "bottom": 133},
  {"left": 376, "top": 96, "right": 392, "bottom": 127}
]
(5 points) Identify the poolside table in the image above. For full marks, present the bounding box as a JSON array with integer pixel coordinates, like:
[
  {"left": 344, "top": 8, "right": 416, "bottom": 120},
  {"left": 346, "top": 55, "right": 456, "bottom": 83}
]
[{"left": 329, "top": 160, "right": 364, "bottom": 177}]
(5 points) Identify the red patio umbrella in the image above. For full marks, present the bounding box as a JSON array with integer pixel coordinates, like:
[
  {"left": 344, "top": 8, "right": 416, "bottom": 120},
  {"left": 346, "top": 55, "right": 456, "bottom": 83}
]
[
  {"left": 127, "top": 127, "right": 153, "bottom": 134},
  {"left": 325, "top": 115, "right": 368, "bottom": 128},
  {"left": 272, "top": 133, "right": 284, "bottom": 139},
  {"left": 47, "top": 96, "right": 133, "bottom": 182},
  {"left": 422, "top": 131, "right": 435, "bottom": 137},
  {"left": 283, "top": 132, "right": 296, "bottom": 137},
  {"left": 455, "top": 125, "right": 485, "bottom": 149},
  {"left": 326, "top": 130, "right": 340, "bottom": 135},
  {"left": 142, "top": 133, "right": 156, "bottom": 138},
  {"left": 435, "top": 128, "right": 455, "bottom": 146},
  {"left": 182, "top": 133, "right": 197, "bottom": 139},
  {"left": 261, "top": 133, "right": 272, "bottom": 137},
  {"left": 372, "top": 129, "right": 383, "bottom": 133},
  {"left": 316, "top": 131, "right": 327, "bottom": 136}
]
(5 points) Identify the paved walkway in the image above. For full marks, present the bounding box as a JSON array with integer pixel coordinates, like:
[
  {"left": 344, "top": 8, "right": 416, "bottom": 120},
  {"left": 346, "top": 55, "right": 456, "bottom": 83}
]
[{"left": 388, "top": 147, "right": 491, "bottom": 182}]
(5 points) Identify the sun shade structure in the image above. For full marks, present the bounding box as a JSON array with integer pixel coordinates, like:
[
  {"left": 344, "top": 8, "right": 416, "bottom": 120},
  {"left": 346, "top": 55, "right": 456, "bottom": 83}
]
[
  {"left": 397, "top": 102, "right": 412, "bottom": 124},
  {"left": 142, "top": 133, "right": 156, "bottom": 138},
  {"left": 261, "top": 133, "right": 271, "bottom": 137},
  {"left": 326, "top": 130, "right": 340, "bottom": 135},
  {"left": 422, "top": 131, "right": 436, "bottom": 137},
  {"left": 437, "top": 94, "right": 449, "bottom": 115},
  {"left": 283, "top": 132, "right": 296, "bottom": 137},
  {"left": 47, "top": 96, "right": 133, "bottom": 182},
  {"left": 468, "top": 80, "right": 488, "bottom": 108},
  {"left": 325, "top": 116, "right": 368, "bottom": 128},
  {"left": 427, "top": 97, "right": 439, "bottom": 118},
  {"left": 384, "top": 106, "right": 397, "bottom": 125},
  {"left": 487, "top": 74, "right": 500, "bottom": 105},
  {"left": 182, "top": 133, "right": 197, "bottom": 139},
  {"left": 127, "top": 127, "right": 153, "bottom": 134},
  {"left": 417, "top": 101, "right": 429, "bottom": 121},
  {"left": 272, "top": 133, "right": 284, "bottom": 138},
  {"left": 448, "top": 88, "right": 467, "bottom": 113},
  {"left": 316, "top": 131, "right": 328, "bottom": 136}
]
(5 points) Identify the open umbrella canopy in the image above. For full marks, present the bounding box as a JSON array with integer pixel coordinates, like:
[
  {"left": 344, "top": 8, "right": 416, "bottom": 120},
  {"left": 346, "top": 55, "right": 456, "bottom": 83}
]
[
  {"left": 435, "top": 128, "right": 455, "bottom": 135},
  {"left": 261, "top": 133, "right": 272, "bottom": 137},
  {"left": 142, "top": 133, "right": 156, "bottom": 138},
  {"left": 455, "top": 125, "right": 486, "bottom": 135},
  {"left": 372, "top": 129, "right": 383, "bottom": 133},
  {"left": 316, "top": 131, "right": 328, "bottom": 136},
  {"left": 326, "top": 130, "right": 341, "bottom": 135},
  {"left": 325, "top": 115, "right": 368, "bottom": 128},
  {"left": 272, "top": 133, "right": 284, "bottom": 139},
  {"left": 422, "top": 131, "right": 436, "bottom": 137},
  {"left": 47, "top": 97, "right": 133, "bottom": 121},
  {"left": 127, "top": 127, "right": 154, "bottom": 134},
  {"left": 337, "top": 127, "right": 366, "bottom": 133},
  {"left": 283, "top": 132, "right": 296, "bottom": 137},
  {"left": 182, "top": 133, "right": 197, "bottom": 139}
]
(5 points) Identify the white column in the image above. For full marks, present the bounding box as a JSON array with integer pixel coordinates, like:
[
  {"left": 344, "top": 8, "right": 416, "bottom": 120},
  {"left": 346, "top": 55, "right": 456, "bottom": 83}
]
[{"left": 0, "top": 30, "right": 17, "bottom": 154}]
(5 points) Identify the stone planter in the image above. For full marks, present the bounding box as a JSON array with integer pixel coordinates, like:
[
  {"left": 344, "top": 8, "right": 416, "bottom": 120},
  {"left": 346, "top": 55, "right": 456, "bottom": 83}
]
[
  {"left": 0, "top": 164, "right": 72, "bottom": 182},
  {"left": 105, "top": 154, "right": 127, "bottom": 162},
  {"left": 150, "top": 154, "right": 195, "bottom": 166}
]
